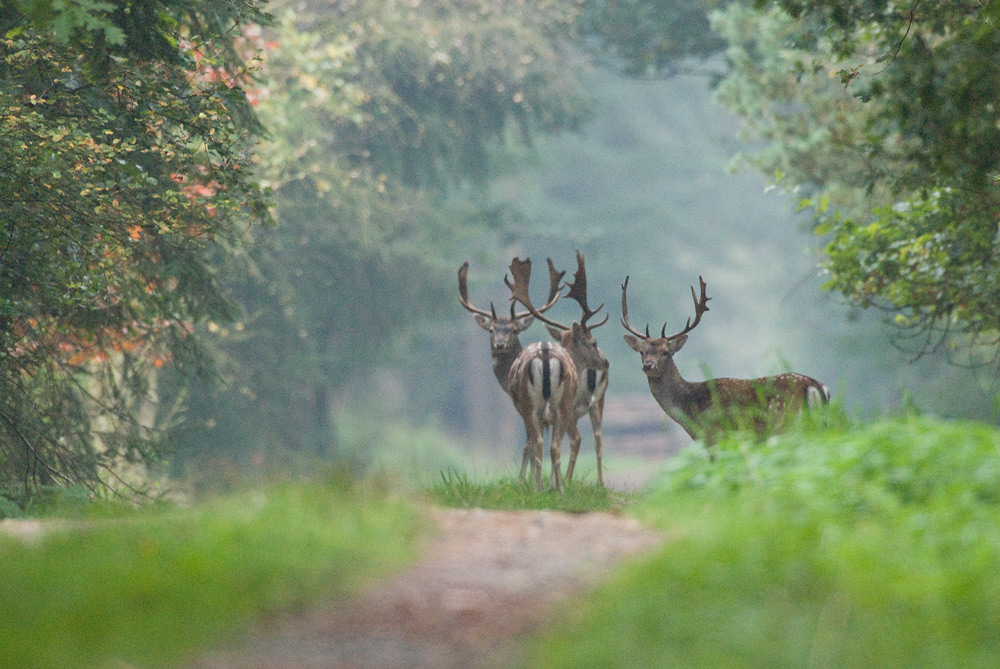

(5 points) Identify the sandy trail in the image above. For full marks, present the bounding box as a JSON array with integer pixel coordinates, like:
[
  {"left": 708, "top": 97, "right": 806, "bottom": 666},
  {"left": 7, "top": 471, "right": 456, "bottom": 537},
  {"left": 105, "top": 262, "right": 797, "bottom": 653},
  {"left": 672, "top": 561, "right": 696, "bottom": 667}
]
[{"left": 192, "top": 507, "right": 662, "bottom": 668}]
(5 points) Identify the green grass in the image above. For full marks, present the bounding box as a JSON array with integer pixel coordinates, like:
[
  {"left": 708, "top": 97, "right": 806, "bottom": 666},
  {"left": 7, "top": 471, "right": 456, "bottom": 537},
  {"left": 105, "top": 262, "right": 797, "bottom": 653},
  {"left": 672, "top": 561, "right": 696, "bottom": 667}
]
[
  {"left": 0, "top": 472, "right": 422, "bottom": 669},
  {"left": 430, "top": 467, "right": 636, "bottom": 513},
  {"left": 527, "top": 413, "right": 1000, "bottom": 668}
]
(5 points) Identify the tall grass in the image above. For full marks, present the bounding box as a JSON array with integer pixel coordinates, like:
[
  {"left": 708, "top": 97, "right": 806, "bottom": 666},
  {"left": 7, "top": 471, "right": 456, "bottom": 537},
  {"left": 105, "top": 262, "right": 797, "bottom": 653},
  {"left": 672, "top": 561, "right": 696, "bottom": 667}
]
[
  {"left": 0, "top": 473, "right": 422, "bottom": 669},
  {"left": 431, "top": 468, "right": 635, "bottom": 513},
  {"left": 528, "top": 413, "right": 1000, "bottom": 668}
]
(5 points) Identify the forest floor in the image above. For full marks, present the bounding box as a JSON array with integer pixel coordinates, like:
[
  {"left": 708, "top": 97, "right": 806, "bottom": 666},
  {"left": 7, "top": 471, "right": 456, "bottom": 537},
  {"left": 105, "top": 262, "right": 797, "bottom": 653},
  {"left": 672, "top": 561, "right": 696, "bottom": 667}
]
[{"left": 191, "top": 507, "right": 663, "bottom": 669}]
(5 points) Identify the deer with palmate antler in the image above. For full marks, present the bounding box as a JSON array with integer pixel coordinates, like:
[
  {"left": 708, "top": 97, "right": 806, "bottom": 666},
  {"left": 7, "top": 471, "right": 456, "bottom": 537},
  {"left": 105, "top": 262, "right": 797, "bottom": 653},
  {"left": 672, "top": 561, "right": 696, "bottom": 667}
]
[
  {"left": 621, "top": 275, "right": 829, "bottom": 455},
  {"left": 515, "top": 251, "right": 611, "bottom": 486},
  {"left": 505, "top": 256, "right": 608, "bottom": 492},
  {"left": 458, "top": 259, "right": 563, "bottom": 394}
]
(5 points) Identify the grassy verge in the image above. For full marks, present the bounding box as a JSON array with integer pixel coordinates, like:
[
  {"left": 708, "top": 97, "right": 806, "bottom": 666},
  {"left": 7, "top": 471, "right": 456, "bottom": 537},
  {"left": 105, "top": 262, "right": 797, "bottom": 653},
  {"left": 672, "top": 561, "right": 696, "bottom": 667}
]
[
  {"left": 0, "top": 473, "right": 422, "bottom": 669},
  {"left": 430, "top": 467, "right": 636, "bottom": 513},
  {"left": 527, "top": 413, "right": 1000, "bottom": 668}
]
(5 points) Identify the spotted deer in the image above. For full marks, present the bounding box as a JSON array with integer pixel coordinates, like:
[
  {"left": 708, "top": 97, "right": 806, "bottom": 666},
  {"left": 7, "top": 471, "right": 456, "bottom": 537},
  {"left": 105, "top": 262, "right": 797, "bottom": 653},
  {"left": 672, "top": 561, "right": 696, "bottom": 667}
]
[
  {"left": 504, "top": 258, "right": 608, "bottom": 491},
  {"left": 621, "top": 275, "right": 829, "bottom": 454},
  {"left": 458, "top": 260, "right": 562, "bottom": 394},
  {"left": 507, "top": 338, "right": 578, "bottom": 492},
  {"left": 516, "top": 251, "right": 610, "bottom": 486}
]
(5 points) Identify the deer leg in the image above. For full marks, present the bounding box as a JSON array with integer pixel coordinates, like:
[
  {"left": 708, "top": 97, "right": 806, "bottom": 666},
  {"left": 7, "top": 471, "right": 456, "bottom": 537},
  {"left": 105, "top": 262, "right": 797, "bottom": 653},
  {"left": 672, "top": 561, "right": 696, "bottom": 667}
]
[
  {"left": 549, "top": 418, "right": 567, "bottom": 493},
  {"left": 520, "top": 442, "right": 531, "bottom": 480},
  {"left": 589, "top": 400, "right": 605, "bottom": 487},
  {"left": 533, "top": 428, "right": 545, "bottom": 492},
  {"left": 565, "top": 421, "right": 583, "bottom": 484},
  {"left": 524, "top": 409, "right": 544, "bottom": 492},
  {"left": 520, "top": 409, "right": 543, "bottom": 488}
]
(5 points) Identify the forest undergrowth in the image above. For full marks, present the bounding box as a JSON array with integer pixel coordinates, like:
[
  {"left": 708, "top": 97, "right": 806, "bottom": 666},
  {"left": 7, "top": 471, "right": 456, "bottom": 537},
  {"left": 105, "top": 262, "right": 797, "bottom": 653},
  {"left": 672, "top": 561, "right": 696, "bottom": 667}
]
[{"left": 529, "top": 410, "right": 1000, "bottom": 668}]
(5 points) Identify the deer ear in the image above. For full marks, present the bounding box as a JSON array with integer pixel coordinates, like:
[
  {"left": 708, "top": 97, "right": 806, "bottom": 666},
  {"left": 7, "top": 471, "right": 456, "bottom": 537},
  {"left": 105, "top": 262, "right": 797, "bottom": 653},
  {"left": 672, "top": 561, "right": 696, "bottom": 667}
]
[
  {"left": 473, "top": 314, "right": 494, "bottom": 331},
  {"left": 546, "top": 324, "right": 563, "bottom": 341},
  {"left": 668, "top": 334, "right": 688, "bottom": 353},
  {"left": 512, "top": 315, "right": 534, "bottom": 332},
  {"left": 623, "top": 334, "right": 642, "bottom": 351}
]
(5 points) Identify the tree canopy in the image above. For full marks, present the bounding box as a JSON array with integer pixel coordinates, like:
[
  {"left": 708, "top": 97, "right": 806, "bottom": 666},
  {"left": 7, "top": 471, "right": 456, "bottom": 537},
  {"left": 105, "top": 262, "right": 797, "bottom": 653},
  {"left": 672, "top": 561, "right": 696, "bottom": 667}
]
[
  {"left": 0, "top": 0, "right": 269, "bottom": 496},
  {"left": 581, "top": 0, "right": 1000, "bottom": 364},
  {"left": 579, "top": 0, "right": 726, "bottom": 76},
  {"left": 714, "top": 1, "right": 1000, "bottom": 361}
]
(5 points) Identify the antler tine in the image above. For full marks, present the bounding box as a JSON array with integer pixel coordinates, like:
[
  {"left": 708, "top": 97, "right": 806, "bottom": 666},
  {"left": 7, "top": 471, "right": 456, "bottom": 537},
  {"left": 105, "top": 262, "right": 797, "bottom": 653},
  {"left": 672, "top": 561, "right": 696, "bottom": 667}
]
[
  {"left": 620, "top": 276, "right": 651, "bottom": 340},
  {"left": 589, "top": 311, "right": 611, "bottom": 329},
  {"left": 505, "top": 257, "right": 569, "bottom": 330},
  {"left": 508, "top": 258, "right": 562, "bottom": 321},
  {"left": 666, "top": 275, "right": 711, "bottom": 340},
  {"left": 565, "top": 250, "right": 608, "bottom": 330},
  {"left": 543, "top": 258, "right": 566, "bottom": 313},
  {"left": 457, "top": 262, "right": 494, "bottom": 319}
]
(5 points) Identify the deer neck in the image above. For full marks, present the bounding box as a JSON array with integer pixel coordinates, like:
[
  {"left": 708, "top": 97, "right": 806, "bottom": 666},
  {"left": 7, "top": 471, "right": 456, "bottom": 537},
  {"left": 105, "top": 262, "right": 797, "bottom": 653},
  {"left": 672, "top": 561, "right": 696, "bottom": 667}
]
[
  {"left": 646, "top": 360, "right": 713, "bottom": 439},
  {"left": 492, "top": 343, "right": 523, "bottom": 395}
]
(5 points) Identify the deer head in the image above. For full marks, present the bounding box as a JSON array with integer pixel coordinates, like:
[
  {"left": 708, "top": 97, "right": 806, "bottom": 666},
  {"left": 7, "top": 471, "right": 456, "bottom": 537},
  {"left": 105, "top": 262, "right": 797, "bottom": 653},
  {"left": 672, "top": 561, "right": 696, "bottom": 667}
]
[
  {"left": 621, "top": 275, "right": 710, "bottom": 378},
  {"left": 458, "top": 260, "right": 562, "bottom": 356},
  {"left": 505, "top": 253, "right": 610, "bottom": 372}
]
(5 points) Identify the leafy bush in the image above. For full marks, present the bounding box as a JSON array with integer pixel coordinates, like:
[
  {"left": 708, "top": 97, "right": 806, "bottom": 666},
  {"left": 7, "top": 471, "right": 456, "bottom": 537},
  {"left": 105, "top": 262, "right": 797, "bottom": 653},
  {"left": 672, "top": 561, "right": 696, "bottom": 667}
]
[
  {"left": 530, "top": 414, "right": 1000, "bottom": 668},
  {"left": 0, "top": 484, "right": 136, "bottom": 520}
]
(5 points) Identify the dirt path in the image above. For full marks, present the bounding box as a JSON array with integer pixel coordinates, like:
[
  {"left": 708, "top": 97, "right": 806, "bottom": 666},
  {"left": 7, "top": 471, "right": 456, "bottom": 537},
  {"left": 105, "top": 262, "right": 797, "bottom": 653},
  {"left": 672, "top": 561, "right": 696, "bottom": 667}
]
[{"left": 192, "top": 508, "right": 662, "bottom": 669}]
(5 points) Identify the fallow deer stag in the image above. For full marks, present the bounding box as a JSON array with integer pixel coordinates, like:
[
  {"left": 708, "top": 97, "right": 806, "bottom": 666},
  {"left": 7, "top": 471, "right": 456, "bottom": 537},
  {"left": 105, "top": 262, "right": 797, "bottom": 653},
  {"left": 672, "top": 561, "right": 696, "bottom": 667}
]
[
  {"left": 529, "top": 251, "right": 610, "bottom": 486},
  {"left": 458, "top": 260, "right": 563, "bottom": 394},
  {"left": 506, "top": 256, "right": 609, "bottom": 491},
  {"left": 621, "top": 275, "right": 829, "bottom": 454}
]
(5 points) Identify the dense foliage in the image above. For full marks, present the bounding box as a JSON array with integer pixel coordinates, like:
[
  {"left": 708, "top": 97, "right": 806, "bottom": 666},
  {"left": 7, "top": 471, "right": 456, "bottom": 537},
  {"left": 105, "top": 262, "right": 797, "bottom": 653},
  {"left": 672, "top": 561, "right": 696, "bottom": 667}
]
[
  {"left": 715, "top": 1, "right": 1000, "bottom": 361},
  {"left": 531, "top": 414, "right": 1000, "bottom": 666},
  {"left": 579, "top": 0, "right": 726, "bottom": 76},
  {"left": 0, "top": 1, "right": 269, "bottom": 497},
  {"left": 580, "top": 1, "right": 1000, "bottom": 364},
  {"left": 9, "top": 0, "right": 998, "bottom": 493}
]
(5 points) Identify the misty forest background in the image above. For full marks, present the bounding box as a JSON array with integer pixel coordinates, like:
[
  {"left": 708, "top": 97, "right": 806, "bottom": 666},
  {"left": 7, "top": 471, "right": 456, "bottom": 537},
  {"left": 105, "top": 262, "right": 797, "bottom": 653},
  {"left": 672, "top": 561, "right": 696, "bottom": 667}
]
[{"left": 4, "top": 0, "right": 999, "bottom": 500}]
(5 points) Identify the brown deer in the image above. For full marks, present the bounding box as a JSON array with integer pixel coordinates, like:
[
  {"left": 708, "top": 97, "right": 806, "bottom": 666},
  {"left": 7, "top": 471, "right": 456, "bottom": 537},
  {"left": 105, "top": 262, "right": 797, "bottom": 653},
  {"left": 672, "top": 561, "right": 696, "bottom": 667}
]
[
  {"left": 506, "top": 255, "right": 610, "bottom": 489},
  {"left": 621, "top": 275, "right": 829, "bottom": 453},
  {"left": 530, "top": 251, "right": 610, "bottom": 485},
  {"left": 458, "top": 260, "right": 563, "bottom": 394},
  {"left": 507, "top": 339, "right": 578, "bottom": 492}
]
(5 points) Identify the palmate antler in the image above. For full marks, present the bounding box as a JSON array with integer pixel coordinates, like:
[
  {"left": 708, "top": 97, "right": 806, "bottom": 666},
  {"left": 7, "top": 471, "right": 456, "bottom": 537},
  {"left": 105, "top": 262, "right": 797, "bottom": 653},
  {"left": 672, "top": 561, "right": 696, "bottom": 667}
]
[
  {"left": 621, "top": 275, "right": 711, "bottom": 340},
  {"left": 564, "top": 251, "right": 609, "bottom": 331},
  {"left": 503, "top": 257, "right": 566, "bottom": 327},
  {"left": 459, "top": 260, "right": 562, "bottom": 322},
  {"left": 507, "top": 252, "right": 610, "bottom": 332}
]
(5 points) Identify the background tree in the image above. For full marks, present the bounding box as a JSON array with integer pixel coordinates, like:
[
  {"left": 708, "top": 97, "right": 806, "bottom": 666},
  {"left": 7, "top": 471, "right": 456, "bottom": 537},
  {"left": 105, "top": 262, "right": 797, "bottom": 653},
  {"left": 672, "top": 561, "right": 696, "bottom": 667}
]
[
  {"left": 0, "top": 0, "right": 269, "bottom": 499},
  {"left": 168, "top": 0, "right": 592, "bottom": 467},
  {"left": 712, "top": 1, "right": 1000, "bottom": 363},
  {"left": 579, "top": 0, "right": 727, "bottom": 76},
  {"left": 580, "top": 1, "right": 1000, "bottom": 365}
]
